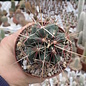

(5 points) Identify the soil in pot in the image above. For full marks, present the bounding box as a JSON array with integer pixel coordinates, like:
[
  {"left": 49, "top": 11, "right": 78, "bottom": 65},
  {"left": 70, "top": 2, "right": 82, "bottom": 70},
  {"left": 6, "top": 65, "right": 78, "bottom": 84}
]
[{"left": 15, "top": 23, "right": 72, "bottom": 79}]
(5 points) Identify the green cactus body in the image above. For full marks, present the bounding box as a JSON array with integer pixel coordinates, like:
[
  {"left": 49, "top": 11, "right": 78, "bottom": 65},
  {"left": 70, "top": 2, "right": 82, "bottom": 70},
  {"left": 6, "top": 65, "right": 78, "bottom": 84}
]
[
  {"left": 25, "top": 24, "right": 66, "bottom": 64},
  {"left": 11, "top": 0, "right": 16, "bottom": 12},
  {"left": 78, "top": 0, "right": 85, "bottom": 20}
]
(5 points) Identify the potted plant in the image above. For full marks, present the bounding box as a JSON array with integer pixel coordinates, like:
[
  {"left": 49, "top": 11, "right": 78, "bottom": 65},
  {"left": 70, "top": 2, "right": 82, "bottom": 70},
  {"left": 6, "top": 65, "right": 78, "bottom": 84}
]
[
  {"left": 76, "top": 12, "right": 86, "bottom": 55},
  {"left": 74, "top": 11, "right": 85, "bottom": 47},
  {"left": 74, "top": 0, "right": 85, "bottom": 46},
  {"left": 15, "top": 22, "right": 72, "bottom": 79}
]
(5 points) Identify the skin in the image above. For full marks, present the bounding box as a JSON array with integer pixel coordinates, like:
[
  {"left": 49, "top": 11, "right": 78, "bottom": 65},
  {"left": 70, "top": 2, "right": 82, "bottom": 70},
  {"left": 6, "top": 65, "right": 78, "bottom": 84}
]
[{"left": 0, "top": 30, "right": 44, "bottom": 86}]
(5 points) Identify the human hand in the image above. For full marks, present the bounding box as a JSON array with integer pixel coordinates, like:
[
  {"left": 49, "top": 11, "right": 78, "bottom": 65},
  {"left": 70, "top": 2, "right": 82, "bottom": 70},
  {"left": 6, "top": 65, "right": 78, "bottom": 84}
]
[{"left": 0, "top": 26, "right": 44, "bottom": 86}]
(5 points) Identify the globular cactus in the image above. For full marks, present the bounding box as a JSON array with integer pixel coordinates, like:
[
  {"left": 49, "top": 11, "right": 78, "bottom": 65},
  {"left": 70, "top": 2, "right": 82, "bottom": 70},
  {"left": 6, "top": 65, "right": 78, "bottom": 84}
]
[
  {"left": 15, "top": 23, "right": 72, "bottom": 78},
  {"left": 23, "top": 24, "right": 66, "bottom": 64},
  {"left": 78, "top": 0, "right": 85, "bottom": 20},
  {"left": 1, "top": 16, "right": 10, "bottom": 27}
]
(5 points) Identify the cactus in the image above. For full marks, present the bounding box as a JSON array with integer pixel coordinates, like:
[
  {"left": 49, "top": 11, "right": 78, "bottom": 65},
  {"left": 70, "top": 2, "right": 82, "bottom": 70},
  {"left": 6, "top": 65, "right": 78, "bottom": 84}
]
[
  {"left": 9, "top": 8, "right": 14, "bottom": 18},
  {"left": 3, "top": 10, "right": 7, "bottom": 16},
  {"left": 0, "top": 29, "right": 5, "bottom": 41},
  {"left": 79, "top": 74, "right": 85, "bottom": 85},
  {"left": 77, "top": 31, "right": 82, "bottom": 45},
  {"left": 73, "top": 57, "right": 80, "bottom": 69},
  {"left": 61, "top": 77, "right": 66, "bottom": 85},
  {"left": 0, "top": 10, "right": 3, "bottom": 25},
  {"left": 83, "top": 42, "right": 86, "bottom": 63},
  {"left": 11, "top": 0, "right": 16, "bottom": 12},
  {"left": 76, "top": 11, "right": 85, "bottom": 34},
  {"left": 77, "top": 12, "right": 86, "bottom": 47},
  {"left": 1, "top": 16, "right": 8, "bottom": 23},
  {"left": 1, "top": 16, "right": 10, "bottom": 27},
  {"left": 69, "top": 56, "right": 82, "bottom": 71},
  {"left": 15, "top": 24, "right": 72, "bottom": 78},
  {"left": 71, "top": 43, "right": 76, "bottom": 58},
  {"left": 19, "top": 0, "right": 25, "bottom": 11},
  {"left": 72, "top": 81, "right": 77, "bottom": 86},
  {"left": 25, "top": 1, "right": 31, "bottom": 13},
  {"left": 82, "top": 15, "right": 86, "bottom": 46},
  {"left": 78, "top": 0, "right": 85, "bottom": 20},
  {"left": 13, "top": 11, "right": 28, "bottom": 26},
  {"left": 70, "top": 71, "right": 76, "bottom": 78}
]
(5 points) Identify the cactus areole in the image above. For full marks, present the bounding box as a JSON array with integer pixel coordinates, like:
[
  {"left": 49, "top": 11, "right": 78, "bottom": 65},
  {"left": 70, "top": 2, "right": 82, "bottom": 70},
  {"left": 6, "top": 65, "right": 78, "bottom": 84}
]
[{"left": 15, "top": 23, "right": 72, "bottom": 78}]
